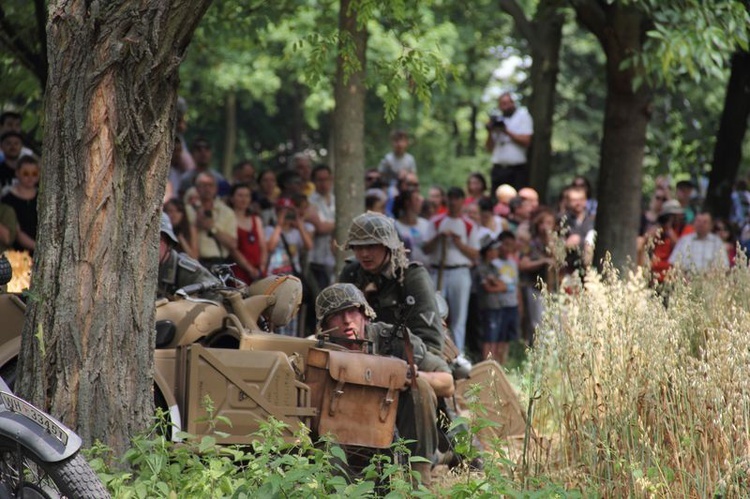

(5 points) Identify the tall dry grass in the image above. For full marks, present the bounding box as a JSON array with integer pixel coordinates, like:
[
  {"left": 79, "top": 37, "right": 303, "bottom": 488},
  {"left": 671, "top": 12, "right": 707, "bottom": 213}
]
[{"left": 522, "top": 255, "right": 750, "bottom": 497}]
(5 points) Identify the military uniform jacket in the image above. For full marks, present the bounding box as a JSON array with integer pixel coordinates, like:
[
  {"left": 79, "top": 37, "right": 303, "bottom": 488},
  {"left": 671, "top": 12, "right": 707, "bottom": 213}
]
[
  {"left": 158, "top": 250, "right": 221, "bottom": 298},
  {"left": 340, "top": 261, "right": 444, "bottom": 355}
]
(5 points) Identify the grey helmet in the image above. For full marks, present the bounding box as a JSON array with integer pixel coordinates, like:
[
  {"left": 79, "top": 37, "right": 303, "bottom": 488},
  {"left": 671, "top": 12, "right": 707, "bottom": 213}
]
[
  {"left": 0, "top": 254, "right": 11, "bottom": 286},
  {"left": 345, "top": 212, "right": 409, "bottom": 278},
  {"left": 315, "top": 283, "right": 376, "bottom": 324},
  {"left": 160, "top": 212, "right": 178, "bottom": 245},
  {"left": 345, "top": 212, "right": 402, "bottom": 250}
]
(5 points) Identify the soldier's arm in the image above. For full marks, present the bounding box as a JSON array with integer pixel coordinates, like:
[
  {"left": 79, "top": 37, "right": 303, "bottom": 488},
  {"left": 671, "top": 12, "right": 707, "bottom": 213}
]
[
  {"left": 409, "top": 335, "right": 454, "bottom": 397},
  {"left": 403, "top": 265, "right": 445, "bottom": 354},
  {"left": 417, "top": 370, "right": 454, "bottom": 397}
]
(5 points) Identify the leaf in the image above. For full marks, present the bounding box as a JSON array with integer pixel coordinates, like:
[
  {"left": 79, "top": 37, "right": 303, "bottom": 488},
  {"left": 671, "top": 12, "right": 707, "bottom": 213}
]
[
  {"left": 330, "top": 445, "right": 348, "bottom": 464},
  {"left": 198, "top": 435, "right": 217, "bottom": 453}
]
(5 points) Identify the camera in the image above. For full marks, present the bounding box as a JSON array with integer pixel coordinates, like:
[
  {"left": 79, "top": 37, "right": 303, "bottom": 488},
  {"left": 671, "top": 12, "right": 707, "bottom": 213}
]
[
  {"left": 285, "top": 212, "right": 297, "bottom": 222},
  {"left": 489, "top": 110, "right": 506, "bottom": 129}
]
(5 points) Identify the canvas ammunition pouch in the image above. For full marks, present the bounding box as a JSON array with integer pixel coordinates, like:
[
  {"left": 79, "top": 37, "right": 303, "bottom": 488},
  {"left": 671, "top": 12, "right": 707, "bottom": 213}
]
[{"left": 305, "top": 347, "right": 408, "bottom": 448}]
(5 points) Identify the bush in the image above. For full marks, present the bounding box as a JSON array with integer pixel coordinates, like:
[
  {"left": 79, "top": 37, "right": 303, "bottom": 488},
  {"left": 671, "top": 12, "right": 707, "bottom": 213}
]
[{"left": 90, "top": 406, "right": 428, "bottom": 498}]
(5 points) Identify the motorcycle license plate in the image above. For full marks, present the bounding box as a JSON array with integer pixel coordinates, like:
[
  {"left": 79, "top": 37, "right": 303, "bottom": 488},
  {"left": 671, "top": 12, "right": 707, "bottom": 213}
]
[{"left": 0, "top": 392, "right": 69, "bottom": 446}]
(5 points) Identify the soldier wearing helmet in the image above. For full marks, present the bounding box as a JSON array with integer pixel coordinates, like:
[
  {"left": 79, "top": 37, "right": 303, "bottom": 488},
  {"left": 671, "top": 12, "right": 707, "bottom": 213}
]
[
  {"left": 339, "top": 212, "right": 444, "bottom": 355},
  {"left": 315, "top": 282, "right": 453, "bottom": 485},
  {"left": 316, "top": 283, "right": 452, "bottom": 383},
  {"left": 158, "top": 212, "right": 221, "bottom": 297}
]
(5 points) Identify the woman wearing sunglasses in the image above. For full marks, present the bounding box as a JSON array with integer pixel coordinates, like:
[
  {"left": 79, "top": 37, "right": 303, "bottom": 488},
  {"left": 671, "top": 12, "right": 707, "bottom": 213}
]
[{"left": 1, "top": 155, "right": 38, "bottom": 254}]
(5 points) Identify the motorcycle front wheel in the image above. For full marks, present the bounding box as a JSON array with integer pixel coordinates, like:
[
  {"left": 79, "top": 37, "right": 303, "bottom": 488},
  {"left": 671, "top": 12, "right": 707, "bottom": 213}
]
[{"left": 0, "top": 437, "right": 109, "bottom": 499}]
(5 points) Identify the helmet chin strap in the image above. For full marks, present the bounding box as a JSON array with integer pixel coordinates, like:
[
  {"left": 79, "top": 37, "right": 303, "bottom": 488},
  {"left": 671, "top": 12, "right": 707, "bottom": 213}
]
[{"left": 375, "top": 251, "right": 393, "bottom": 277}]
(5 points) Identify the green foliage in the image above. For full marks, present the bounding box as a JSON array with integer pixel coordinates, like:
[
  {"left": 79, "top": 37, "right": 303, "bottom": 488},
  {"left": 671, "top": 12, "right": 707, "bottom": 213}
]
[
  {"left": 547, "top": 21, "right": 606, "bottom": 194},
  {"left": 639, "top": 0, "right": 750, "bottom": 87},
  {"left": 89, "top": 395, "right": 591, "bottom": 497},
  {"left": 90, "top": 405, "right": 428, "bottom": 498},
  {"left": 1, "top": 0, "right": 745, "bottom": 196}
]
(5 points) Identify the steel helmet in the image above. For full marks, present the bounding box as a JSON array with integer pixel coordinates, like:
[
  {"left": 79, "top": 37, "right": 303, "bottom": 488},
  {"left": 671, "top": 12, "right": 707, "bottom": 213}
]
[
  {"left": 160, "top": 212, "right": 178, "bottom": 245},
  {"left": 315, "top": 283, "right": 376, "bottom": 323},
  {"left": 0, "top": 254, "right": 11, "bottom": 286},
  {"left": 345, "top": 212, "right": 402, "bottom": 250}
]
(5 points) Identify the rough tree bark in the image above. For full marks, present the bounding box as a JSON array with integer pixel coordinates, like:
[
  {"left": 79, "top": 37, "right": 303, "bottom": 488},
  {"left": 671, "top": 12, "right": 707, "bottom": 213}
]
[
  {"left": 332, "top": 0, "right": 367, "bottom": 274},
  {"left": 526, "top": 0, "right": 565, "bottom": 201},
  {"left": 17, "top": 0, "right": 212, "bottom": 455},
  {"left": 498, "top": 0, "right": 566, "bottom": 201},
  {"left": 704, "top": 50, "right": 750, "bottom": 219},
  {"left": 574, "top": 2, "right": 651, "bottom": 270}
]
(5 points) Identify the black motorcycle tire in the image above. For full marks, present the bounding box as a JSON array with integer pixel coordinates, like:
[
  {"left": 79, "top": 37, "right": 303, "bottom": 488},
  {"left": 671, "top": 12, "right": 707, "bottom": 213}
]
[{"left": 0, "top": 437, "right": 109, "bottom": 499}]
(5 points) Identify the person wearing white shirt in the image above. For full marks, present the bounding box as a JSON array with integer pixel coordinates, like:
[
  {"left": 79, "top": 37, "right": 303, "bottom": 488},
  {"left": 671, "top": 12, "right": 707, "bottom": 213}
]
[
  {"left": 306, "top": 165, "right": 336, "bottom": 290},
  {"left": 485, "top": 93, "right": 533, "bottom": 193},
  {"left": 669, "top": 212, "right": 729, "bottom": 272},
  {"left": 424, "top": 187, "right": 481, "bottom": 353}
]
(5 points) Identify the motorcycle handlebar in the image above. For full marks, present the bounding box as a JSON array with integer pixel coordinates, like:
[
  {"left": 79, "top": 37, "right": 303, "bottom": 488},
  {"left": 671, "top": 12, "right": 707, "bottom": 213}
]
[{"left": 175, "top": 281, "right": 223, "bottom": 298}]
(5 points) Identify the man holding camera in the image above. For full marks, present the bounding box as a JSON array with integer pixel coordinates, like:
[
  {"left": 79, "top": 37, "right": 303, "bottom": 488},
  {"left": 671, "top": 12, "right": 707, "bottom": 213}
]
[
  {"left": 186, "top": 171, "right": 238, "bottom": 267},
  {"left": 485, "top": 92, "right": 534, "bottom": 193}
]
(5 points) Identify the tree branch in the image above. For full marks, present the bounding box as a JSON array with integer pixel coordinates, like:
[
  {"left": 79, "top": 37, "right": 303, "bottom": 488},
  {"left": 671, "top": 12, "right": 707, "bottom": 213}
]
[
  {"left": 570, "top": 0, "right": 607, "bottom": 45},
  {"left": 0, "top": 5, "right": 46, "bottom": 83},
  {"left": 497, "top": 0, "right": 538, "bottom": 51},
  {"left": 33, "top": 0, "right": 48, "bottom": 85}
]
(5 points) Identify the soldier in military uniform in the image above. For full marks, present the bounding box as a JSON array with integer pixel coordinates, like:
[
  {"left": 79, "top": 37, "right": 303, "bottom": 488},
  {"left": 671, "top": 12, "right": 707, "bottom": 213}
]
[
  {"left": 158, "top": 213, "right": 221, "bottom": 298},
  {"left": 315, "top": 283, "right": 453, "bottom": 486},
  {"left": 339, "top": 212, "right": 444, "bottom": 355}
]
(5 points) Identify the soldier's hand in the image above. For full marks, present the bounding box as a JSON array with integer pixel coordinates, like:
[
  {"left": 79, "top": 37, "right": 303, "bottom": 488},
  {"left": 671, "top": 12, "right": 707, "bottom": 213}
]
[{"left": 404, "top": 364, "right": 418, "bottom": 390}]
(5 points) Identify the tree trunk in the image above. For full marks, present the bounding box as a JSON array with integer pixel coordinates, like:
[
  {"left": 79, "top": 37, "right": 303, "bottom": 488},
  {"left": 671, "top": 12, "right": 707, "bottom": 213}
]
[
  {"left": 704, "top": 50, "right": 750, "bottom": 219},
  {"left": 17, "top": 0, "right": 212, "bottom": 455},
  {"left": 332, "top": 0, "right": 367, "bottom": 274},
  {"left": 467, "top": 104, "right": 478, "bottom": 156},
  {"left": 453, "top": 119, "right": 463, "bottom": 156},
  {"left": 222, "top": 90, "right": 237, "bottom": 176},
  {"left": 527, "top": 0, "right": 565, "bottom": 201},
  {"left": 588, "top": 5, "right": 651, "bottom": 270},
  {"left": 289, "top": 81, "right": 307, "bottom": 152}
]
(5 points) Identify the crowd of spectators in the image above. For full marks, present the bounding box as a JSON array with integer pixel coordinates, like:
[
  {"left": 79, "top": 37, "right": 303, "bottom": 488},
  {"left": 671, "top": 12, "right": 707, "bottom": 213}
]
[{"left": 0, "top": 101, "right": 744, "bottom": 363}]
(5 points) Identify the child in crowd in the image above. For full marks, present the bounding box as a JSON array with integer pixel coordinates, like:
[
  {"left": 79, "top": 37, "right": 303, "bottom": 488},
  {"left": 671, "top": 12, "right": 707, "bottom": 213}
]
[
  {"left": 474, "top": 232, "right": 520, "bottom": 364},
  {"left": 475, "top": 235, "right": 504, "bottom": 362},
  {"left": 378, "top": 129, "right": 416, "bottom": 187},
  {"left": 365, "top": 189, "right": 387, "bottom": 214},
  {"left": 494, "top": 231, "right": 521, "bottom": 364}
]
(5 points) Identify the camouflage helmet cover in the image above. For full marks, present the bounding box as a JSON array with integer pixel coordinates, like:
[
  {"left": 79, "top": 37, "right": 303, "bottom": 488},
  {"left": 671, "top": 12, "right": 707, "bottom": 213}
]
[
  {"left": 345, "top": 211, "right": 409, "bottom": 279},
  {"left": 315, "top": 283, "right": 376, "bottom": 323},
  {"left": 345, "top": 211, "right": 401, "bottom": 250}
]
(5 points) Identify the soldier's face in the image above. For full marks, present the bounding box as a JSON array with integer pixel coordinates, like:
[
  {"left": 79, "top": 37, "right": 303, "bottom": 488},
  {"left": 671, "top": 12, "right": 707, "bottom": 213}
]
[
  {"left": 352, "top": 244, "right": 389, "bottom": 273},
  {"left": 324, "top": 306, "right": 366, "bottom": 348}
]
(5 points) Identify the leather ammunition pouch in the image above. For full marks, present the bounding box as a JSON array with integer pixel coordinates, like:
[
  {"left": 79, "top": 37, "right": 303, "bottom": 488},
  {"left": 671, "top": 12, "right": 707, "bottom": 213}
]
[{"left": 305, "top": 347, "right": 408, "bottom": 448}]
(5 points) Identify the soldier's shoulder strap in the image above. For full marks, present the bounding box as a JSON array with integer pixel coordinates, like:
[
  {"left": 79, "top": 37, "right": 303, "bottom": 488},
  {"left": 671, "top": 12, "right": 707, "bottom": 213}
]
[{"left": 176, "top": 253, "right": 200, "bottom": 272}]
